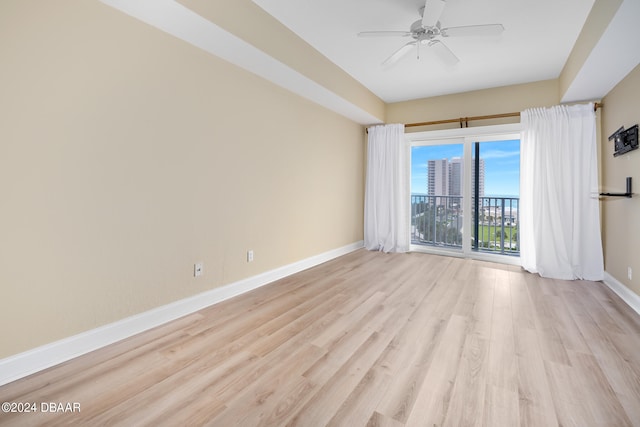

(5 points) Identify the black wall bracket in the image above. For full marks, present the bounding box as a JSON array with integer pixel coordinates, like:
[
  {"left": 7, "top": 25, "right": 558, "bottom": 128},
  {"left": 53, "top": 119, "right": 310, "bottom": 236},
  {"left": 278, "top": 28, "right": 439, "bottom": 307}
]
[
  {"left": 610, "top": 125, "right": 639, "bottom": 157},
  {"left": 600, "top": 177, "right": 633, "bottom": 198}
]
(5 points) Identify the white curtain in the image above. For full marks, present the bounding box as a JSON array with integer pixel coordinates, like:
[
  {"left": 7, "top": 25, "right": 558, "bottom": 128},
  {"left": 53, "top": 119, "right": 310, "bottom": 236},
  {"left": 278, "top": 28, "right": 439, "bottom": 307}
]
[
  {"left": 520, "top": 103, "right": 604, "bottom": 280},
  {"left": 364, "top": 124, "right": 410, "bottom": 253}
]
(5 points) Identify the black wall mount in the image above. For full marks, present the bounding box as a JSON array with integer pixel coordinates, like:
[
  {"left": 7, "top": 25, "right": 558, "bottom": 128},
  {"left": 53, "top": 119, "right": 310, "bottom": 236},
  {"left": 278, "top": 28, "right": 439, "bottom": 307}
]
[
  {"left": 600, "top": 177, "right": 633, "bottom": 198},
  {"left": 609, "top": 125, "right": 639, "bottom": 157}
]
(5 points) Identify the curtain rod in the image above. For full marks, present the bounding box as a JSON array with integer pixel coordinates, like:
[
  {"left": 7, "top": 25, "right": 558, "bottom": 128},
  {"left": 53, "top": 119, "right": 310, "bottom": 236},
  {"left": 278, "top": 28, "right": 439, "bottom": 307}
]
[{"left": 403, "top": 102, "right": 602, "bottom": 129}]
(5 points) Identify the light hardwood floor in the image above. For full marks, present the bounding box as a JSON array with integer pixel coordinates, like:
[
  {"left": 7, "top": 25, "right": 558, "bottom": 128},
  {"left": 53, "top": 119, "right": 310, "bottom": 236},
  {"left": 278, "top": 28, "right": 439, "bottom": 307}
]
[{"left": 1, "top": 250, "right": 640, "bottom": 426}]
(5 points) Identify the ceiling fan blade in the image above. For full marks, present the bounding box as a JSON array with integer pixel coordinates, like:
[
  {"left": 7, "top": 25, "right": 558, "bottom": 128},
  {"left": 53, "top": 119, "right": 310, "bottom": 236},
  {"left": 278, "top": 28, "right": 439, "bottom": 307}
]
[
  {"left": 441, "top": 24, "right": 504, "bottom": 37},
  {"left": 427, "top": 39, "right": 460, "bottom": 64},
  {"left": 357, "top": 31, "right": 412, "bottom": 38},
  {"left": 382, "top": 41, "right": 417, "bottom": 67},
  {"left": 422, "top": 0, "right": 446, "bottom": 28}
]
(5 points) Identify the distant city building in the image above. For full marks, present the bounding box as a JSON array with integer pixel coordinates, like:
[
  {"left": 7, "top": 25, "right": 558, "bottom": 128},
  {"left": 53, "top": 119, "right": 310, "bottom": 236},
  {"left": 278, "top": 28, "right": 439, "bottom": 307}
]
[
  {"left": 428, "top": 157, "right": 485, "bottom": 197},
  {"left": 427, "top": 159, "right": 449, "bottom": 196},
  {"left": 449, "top": 158, "right": 463, "bottom": 196}
]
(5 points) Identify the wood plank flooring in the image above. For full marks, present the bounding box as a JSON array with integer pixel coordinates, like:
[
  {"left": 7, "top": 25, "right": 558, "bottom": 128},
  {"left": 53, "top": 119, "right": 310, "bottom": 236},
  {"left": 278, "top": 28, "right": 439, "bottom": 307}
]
[{"left": 1, "top": 250, "right": 640, "bottom": 426}]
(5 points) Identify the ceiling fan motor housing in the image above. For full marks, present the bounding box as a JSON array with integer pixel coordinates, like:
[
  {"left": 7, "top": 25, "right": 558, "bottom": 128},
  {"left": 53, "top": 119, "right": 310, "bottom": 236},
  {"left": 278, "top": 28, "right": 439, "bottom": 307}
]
[{"left": 410, "top": 20, "right": 440, "bottom": 41}]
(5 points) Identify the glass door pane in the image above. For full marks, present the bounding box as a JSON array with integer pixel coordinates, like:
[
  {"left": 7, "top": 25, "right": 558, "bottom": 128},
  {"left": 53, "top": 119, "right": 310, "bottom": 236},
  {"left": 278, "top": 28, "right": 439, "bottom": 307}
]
[
  {"left": 471, "top": 139, "right": 520, "bottom": 255},
  {"left": 411, "top": 143, "right": 464, "bottom": 250}
]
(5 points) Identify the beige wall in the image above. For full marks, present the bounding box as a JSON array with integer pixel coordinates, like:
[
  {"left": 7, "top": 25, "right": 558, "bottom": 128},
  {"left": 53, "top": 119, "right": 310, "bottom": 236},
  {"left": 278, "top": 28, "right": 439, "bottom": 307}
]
[
  {"left": 386, "top": 80, "right": 560, "bottom": 131},
  {"left": 179, "top": 0, "right": 385, "bottom": 123},
  {"left": 601, "top": 64, "right": 640, "bottom": 297},
  {"left": 0, "top": 1, "right": 366, "bottom": 358}
]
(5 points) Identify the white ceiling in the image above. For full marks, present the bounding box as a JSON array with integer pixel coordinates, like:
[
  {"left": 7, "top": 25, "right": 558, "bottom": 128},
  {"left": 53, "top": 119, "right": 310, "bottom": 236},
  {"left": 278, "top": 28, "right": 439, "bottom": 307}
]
[{"left": 252, "top": 0, "right": 595, "bottom": 103}]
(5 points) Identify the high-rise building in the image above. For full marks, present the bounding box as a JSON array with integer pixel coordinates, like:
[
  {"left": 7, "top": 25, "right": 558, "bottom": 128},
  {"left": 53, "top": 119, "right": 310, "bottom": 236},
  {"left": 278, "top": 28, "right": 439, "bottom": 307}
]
[
  {"left": 449, "top": 157, "right": 463, "bottom": 196},
  {"left": 427, "top": 159, "right": 449, "bottom": 196},
  {"left": 427, "top": 157, "right": 485, "bottom": 197}
]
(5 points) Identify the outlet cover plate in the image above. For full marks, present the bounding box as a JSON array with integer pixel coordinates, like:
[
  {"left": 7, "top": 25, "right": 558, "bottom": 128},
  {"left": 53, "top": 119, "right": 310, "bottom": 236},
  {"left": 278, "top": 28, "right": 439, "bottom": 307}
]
[{"left": 194, "top": 263, "right": 203, "bottom": 277}]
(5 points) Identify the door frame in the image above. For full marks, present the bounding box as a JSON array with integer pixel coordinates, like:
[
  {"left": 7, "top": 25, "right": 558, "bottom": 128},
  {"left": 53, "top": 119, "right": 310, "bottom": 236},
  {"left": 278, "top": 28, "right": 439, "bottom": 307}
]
[{"left": 406, "top": 123, "right": 522, "bottom": 265}]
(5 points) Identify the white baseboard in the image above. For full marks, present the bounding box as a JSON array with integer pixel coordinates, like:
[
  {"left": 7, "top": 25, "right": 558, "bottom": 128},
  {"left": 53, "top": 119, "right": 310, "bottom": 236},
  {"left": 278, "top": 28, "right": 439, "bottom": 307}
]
[
  {"left": 0, "top": 241, "right": 364, "bottom": 387},
  {"left": 603, "top": 271, "right": 640, "bottom": 316}
]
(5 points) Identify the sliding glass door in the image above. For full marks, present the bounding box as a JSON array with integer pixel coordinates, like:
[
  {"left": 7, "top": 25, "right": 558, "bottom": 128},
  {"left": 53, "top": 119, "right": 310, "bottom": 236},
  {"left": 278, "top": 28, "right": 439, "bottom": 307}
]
[{"left": 409, "top": 125, "right": 521, "bottom": 261}]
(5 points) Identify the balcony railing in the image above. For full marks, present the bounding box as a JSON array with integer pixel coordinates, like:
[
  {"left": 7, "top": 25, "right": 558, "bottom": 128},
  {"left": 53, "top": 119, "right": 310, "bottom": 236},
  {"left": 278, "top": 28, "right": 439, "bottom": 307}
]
[
  {"left": 411, "top": 195, "right": 463, "bottom": 248},
  {"left": 411, "top": 194, "right": 519, "bottom": 255}
]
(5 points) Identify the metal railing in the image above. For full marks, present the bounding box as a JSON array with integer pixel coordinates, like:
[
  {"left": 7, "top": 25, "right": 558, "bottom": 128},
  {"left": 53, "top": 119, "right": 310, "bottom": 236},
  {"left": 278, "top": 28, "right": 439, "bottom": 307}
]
[
  {"left": 473, "top": 196, "right": 519, "bottom": 255},
  {"left": 411, "top": 195, "right": 519, "bottom": 255},
  {"left": 411, "top": 195, "right": 463, "bottom": 248}
]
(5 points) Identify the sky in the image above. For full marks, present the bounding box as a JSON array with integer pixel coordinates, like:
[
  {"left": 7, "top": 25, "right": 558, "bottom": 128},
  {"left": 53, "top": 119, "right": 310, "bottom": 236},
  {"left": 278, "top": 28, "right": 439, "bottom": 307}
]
[{"left": 411, "top": 139, "right": 520, "bottom": 196}]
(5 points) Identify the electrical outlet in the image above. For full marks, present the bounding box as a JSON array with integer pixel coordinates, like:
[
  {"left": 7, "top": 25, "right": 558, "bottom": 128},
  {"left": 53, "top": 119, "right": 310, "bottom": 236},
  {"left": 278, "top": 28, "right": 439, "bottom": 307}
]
[
  {"left": 194, "top": 262, "right": 203, "bottom": 277},
  {"left": 629, "top": 267, "right": 633, "bottom": 281},
  {"left": 247, "top": 250, "right": 254, "bottom": 262}
]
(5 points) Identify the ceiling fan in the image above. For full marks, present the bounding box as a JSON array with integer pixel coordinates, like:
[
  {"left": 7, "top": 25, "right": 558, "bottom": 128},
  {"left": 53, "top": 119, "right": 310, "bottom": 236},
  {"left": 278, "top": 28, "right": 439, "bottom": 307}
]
[{"left": 358, "top": 0, "right": 504, "bottom": 67}]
